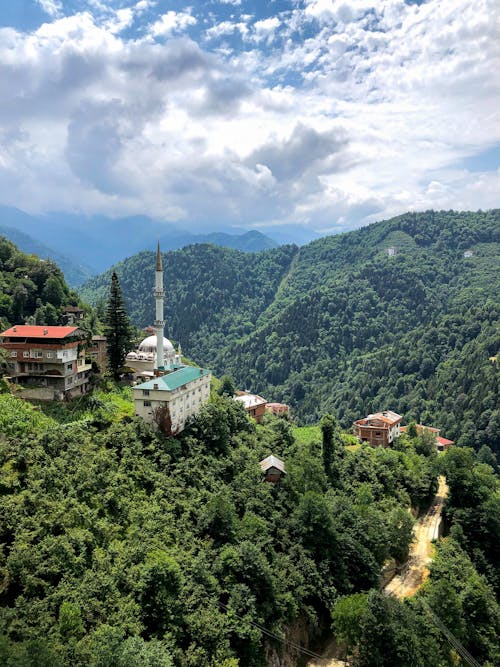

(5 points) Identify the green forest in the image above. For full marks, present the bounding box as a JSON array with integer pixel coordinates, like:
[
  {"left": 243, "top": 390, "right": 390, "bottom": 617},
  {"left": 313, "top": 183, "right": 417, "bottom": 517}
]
[
  {"left": 0, "top": 214, "right": 499, "bottom": 665},
  {"left": 0, "top": 390, "right": 498, "bottom": 666},
  {"left": 80, "top": 209, "right": 500, "bottom": 450},
  {"left": 0, "top": 236, "right": 90, "bottom": 333}
]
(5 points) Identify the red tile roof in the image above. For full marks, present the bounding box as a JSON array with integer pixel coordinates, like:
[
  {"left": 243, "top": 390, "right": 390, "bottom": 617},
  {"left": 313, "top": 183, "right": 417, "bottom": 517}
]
[
  {"left": 437, "top": 436, "right": 454, "bottom": 446},
  {"left": 0, "top": 325, "right": 79, "bottom": 339}
]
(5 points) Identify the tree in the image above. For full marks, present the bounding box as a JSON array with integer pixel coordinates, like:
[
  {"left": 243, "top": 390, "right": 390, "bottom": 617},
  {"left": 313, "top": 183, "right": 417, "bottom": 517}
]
[
  {"left": 407, "top": 421, "right": 418, "bottom": 439},
  {"left": 218, "top": 375, "right": 236, "bottom": 397},
  {"left": 321, "top": 413, "right": 336, "bottom": 478},
  {"left": 104, "top": 272, "right": 134, "bottom": 379},
  {"left": 332, "top": 593, "right": 367, "bottom": 655},
  {"left": 321, "top": 413, "right": 343, "bottom": 481},
  {"left": 152, "top": 402, "right": 173, "bottom": 436},
  {"left": 41, "top": 275, "right": 66, "bottom": 309}
]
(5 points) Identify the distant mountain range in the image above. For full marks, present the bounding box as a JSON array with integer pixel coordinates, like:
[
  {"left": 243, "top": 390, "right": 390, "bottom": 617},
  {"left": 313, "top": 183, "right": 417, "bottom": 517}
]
[{"left": 0, "top": 205, "right": 320, "bottom": 284}]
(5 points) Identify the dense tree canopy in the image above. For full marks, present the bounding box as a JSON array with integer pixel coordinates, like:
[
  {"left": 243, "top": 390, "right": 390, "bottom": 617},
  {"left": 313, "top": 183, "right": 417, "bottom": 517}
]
[
  {"left": 0, "top": 390, "right": 460, "bottom": 666},
  {"left": 80, "top": 210, "right": 500, "bottom": 449}
]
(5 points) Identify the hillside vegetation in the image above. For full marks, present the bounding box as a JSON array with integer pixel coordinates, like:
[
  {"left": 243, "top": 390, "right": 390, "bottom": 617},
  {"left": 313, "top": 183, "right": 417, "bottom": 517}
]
[
  {"left": 0, "top": 392, "right": 497, "bottom": 666},
  {"left": 0, "top": 236, "right": 89, "bottom": 331},
  {"left": 80, "top": 210, "right": 500, "bottom": 450}
]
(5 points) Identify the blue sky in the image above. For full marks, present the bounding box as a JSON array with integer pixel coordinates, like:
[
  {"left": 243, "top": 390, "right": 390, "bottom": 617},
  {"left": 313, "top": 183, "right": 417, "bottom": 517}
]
[{"left": 0, "top": 0, "right": 498, "bottom": 234}]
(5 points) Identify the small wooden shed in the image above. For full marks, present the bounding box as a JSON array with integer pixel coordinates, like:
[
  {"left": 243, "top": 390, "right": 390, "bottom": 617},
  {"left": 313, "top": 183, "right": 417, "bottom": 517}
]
[{"left": 259, "top": 454, "right": 286, "bottom": 483}]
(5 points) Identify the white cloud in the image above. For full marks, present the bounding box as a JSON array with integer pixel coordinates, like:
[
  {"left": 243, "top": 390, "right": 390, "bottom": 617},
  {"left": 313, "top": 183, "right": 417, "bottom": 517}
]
[
  {"left": 149, "top": 11, "right": 197, "bottom": 38},
  {"left": 205, "top": 20, "right": 249, "bottom": 40},
  {"left": 254, "top": 16, "right": 280, "bottom": 36},
  {"left": 0, "top": 0, "right": 498, "bottom": 231},
  {"left": 36, "top": 0, "right": 63, "bottom": 18}
]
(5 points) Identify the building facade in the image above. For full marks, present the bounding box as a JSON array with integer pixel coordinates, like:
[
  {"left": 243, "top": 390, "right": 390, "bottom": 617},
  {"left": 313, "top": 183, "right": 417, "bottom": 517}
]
[
  {"left": 0, "top": 325, "right": 92, "bottom": 400},
  {"left": 133, "top": 365, "right": 211, "bottom": 433},
  {"left": 353, "top": 410, "right": 403, "bottom": 446},
  {"left": 89, "top": 335, "right": 107, "bottom": 372}
]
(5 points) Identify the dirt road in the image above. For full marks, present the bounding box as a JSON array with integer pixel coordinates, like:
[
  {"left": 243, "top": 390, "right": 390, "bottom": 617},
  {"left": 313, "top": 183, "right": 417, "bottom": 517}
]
[
  {"left": 384, "top": 475, "right": 448, "bottom": 598},
  {"left": 305, "top": 640, "right": 346, "bottom": 667},
  {"left": 306, "top": 477, "right": 448, "bottom": 665}
]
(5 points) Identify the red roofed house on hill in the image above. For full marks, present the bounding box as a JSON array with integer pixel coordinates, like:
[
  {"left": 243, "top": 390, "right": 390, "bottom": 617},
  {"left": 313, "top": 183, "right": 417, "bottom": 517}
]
[
  {"left": 353, "top": 410, "right": 403, "bottom": 447},
  {"left": 400, "top": 424, "right": 454, "bottom": 452},
  {"left": 0, "top": 325, "right": 92, "bottom": 401}
]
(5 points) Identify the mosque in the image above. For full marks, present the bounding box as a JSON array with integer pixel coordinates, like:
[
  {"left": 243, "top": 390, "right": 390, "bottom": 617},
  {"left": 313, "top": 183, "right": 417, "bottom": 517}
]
[{"left": 131, "top": 243, "right": 211, "bottom": 434}]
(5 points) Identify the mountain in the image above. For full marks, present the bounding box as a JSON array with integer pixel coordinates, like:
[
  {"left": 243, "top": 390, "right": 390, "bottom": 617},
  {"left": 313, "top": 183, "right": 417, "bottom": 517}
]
[
  {"left": 0, "top": 224, "right": 92, "bottom": 287},
  {"left": 0, "top": 206, "right": 279, "bottom": 274},
  {"left": 80, "top": 209, "right": 500, "bottom": 450}
]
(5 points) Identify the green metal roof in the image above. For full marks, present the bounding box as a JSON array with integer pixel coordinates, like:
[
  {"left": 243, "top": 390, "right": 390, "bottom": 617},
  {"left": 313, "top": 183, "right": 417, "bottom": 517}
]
[{"left": 134, "top": 366, "right": 211, "bottom": 392}]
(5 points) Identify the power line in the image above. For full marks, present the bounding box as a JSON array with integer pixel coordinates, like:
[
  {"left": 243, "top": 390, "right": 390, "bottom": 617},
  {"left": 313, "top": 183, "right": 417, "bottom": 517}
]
[
  {"left": 419, "top": 599, "right": 482, "bottom": 667},
  {"left": 218, "top": 601, "right": 342, "bottom": 664}
]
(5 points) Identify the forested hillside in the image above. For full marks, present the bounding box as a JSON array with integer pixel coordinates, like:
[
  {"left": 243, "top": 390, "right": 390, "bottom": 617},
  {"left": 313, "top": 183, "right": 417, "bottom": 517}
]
[
  {"left": 81, "top": 210, "right": 500, "bottom": 450},
  {"left": 0, "top": 236, "right": 87, "bottom": 331},
  {"left": 0, "top": 393, "right": 497, "bottom": 666},
  {"left": 0, "top": 226, "right": 92, "bottom": 287}
]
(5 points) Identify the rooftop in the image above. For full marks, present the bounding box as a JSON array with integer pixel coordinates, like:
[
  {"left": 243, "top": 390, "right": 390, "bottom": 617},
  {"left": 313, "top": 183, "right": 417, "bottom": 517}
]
[
  {"left": 259, "top": 454, "right": 286, "bottom": 474},
  {"left": 235, "top": 393, "right": 267, "bottom": 408},
  {"left": 356, "top": 410, "right": 403, "bottom": 425},
  {"left": 0, "top": 325, "right": 79, "bottom": 339},
  {"left": 133, "top": 365, "right": 211, "bottom": 392}
]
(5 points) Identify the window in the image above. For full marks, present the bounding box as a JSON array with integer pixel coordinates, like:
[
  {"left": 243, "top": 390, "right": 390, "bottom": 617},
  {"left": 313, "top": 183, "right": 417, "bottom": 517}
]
[
  {"left": 36, "top": 351, "right": 43, "bottom": 358},
  {"left": 10, "top": 351, "right": 17, "bottom": 357},
  {"left": 143, "top": 389, "right": 150, "bottom": 396},
  {"left": 143, "top": 400, "right": 151, "bottom": 407},
  {"left": 46, "top": 352, "right": 52, "bottom": 358},
  {"left": 23, "top": 351, "right": 29, "bottom": 358},
  {"left": 375, "top": 432, "right": 381, "bottom": 437},
  {"left": 67, "top": 363, "right": 72, "bottom": 370}
]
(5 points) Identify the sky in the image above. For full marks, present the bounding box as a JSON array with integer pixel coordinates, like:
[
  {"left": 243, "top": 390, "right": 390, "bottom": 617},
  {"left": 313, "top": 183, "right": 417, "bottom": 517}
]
[{"left": 0, "top": 0, "right": 499, "bottom": 235}]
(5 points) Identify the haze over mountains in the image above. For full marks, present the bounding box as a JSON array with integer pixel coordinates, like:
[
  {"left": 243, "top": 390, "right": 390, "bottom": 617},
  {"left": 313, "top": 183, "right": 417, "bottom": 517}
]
[{"left": 0, "top": 205, "right": 308, "bottom": 283}]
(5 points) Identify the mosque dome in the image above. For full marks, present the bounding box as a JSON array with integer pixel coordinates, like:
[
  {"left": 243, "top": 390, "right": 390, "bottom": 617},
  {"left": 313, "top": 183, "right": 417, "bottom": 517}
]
[{"left": 138, "top": 335, "right": 175, "bottom": 355}]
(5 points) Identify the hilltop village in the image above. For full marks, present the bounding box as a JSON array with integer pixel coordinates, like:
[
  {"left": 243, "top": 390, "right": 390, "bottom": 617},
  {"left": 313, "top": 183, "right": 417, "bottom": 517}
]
[
  {"left": 0, "top": 243, "right": 454, "bottom": 455},
  {"left": 0, "top": 225, "right": 497, "bottom": 667}
]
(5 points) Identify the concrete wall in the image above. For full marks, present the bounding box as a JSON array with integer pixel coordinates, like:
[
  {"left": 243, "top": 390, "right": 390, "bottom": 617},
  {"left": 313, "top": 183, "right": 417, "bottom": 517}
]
[{"left": 133, "top": 374, "right": 211, "bottom": 433}]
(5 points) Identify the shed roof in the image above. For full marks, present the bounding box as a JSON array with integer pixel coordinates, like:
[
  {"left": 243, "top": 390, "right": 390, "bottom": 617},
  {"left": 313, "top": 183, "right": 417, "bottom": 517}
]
[
  {"left": 133, "top": 366, "right": 211, "bottom": 391},
  {"left": 259, "top": 454, "right": 286, "bottom": 474}
]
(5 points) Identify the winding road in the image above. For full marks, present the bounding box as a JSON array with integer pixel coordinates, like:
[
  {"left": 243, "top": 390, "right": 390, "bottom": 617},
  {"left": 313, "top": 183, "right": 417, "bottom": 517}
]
[
  {"left": 305, "top": 476, "right": 448, "bottom": 666},
  {"left": 383, "top": 475, "right": 448, "bottom": 598}
]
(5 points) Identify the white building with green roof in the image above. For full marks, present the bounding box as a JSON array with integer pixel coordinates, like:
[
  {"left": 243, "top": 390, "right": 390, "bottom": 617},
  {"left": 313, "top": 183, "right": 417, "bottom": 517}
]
[{"left": 133, "top": 366, "right": 211, "bottom": 433}]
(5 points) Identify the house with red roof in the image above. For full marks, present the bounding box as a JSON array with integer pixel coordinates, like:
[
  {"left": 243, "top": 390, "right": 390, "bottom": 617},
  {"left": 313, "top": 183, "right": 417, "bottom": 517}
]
[
  {"left": 400, "top": 424, "right": 454, "bottom": 452},
  {"left": 0, "top": 325, "right": 92, "bottom": 400}
]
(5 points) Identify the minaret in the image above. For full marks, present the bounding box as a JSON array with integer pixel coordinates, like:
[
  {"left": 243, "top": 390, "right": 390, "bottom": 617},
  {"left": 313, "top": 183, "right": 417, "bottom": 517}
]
[{"left": 154, "top": 241, "right": 165, "bottom": 372}]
